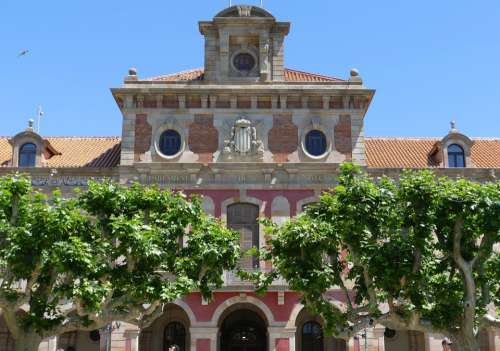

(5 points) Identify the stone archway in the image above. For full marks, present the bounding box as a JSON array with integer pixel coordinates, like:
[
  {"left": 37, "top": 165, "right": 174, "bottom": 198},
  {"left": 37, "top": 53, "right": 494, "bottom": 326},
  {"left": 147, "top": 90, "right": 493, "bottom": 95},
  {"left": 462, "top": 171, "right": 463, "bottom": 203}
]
[
  {"left": 294, "top": 308, "right": 346, "bottom": 351},
  {"left": 139, "top": 304, "right": 192, "bottom": 351},
  {"left": 218, "top": 304, "right": 269, "bottom": 351}
]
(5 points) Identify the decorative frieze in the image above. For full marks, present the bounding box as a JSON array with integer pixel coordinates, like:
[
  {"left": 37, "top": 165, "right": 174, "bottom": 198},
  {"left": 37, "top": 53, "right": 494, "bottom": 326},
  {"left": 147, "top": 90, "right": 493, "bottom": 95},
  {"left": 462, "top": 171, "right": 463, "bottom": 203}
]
[
  {"left": 31, "top": 176, "right": 113, "bottom": 187},
  {"left": 120, "top": 93, "right": 366, "bottom": 111}
]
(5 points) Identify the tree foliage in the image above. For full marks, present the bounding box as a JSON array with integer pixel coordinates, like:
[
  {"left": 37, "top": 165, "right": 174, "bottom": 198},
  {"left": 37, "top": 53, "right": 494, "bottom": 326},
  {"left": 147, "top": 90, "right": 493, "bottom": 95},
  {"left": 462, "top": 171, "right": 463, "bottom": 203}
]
[
  {"left": 0, "top": 174, "right": 239, "bottom": 349},
  {"left": 260, "top": 164, "right": 499, "bottom": 351}
]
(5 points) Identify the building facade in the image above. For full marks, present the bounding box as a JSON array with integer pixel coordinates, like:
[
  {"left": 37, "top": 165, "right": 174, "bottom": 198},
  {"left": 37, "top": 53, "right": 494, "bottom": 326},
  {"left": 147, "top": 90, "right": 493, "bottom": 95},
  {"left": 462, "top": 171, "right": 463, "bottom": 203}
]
[{"left": 1, "top": 5, "right": 499, "bottom": 351}]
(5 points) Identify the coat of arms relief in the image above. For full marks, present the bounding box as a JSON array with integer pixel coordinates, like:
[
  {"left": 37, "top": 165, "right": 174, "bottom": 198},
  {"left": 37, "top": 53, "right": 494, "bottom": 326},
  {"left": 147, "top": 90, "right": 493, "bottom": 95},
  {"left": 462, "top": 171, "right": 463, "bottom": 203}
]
[{"left": 222, "top": 116, "right": 264, "bottom": 161}]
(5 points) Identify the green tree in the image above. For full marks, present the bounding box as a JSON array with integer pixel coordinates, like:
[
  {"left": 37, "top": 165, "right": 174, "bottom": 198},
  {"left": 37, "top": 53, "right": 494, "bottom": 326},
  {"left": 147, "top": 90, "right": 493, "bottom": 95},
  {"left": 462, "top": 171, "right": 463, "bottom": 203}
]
[
  {"left": 259, "top": 164, "right": 499, "bottom": 351},
  {"left": 0, "top": 175, "right": 239, "bottom": 351}
]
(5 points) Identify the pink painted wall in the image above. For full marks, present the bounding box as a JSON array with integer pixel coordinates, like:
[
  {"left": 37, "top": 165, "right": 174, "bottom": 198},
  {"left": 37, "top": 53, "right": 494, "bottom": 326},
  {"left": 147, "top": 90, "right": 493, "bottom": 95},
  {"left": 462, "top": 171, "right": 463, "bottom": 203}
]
[
  {"left": 196, "top": 338, "right": 211, "bottom": 351},
  {"left": 184, "top": 189, "right": 239, "bottom": 217},
  {"left": 183, "top": 291, "right": 302, "bottom": 323},
  {"left": 276, "top": 338, "right": 290, "bottom": 351},
  {"left": 247, "top": 189, "right": 315, "bottom": 217},
  {"left": 185, "top": 189, "right": 315, "bottom": 217}
]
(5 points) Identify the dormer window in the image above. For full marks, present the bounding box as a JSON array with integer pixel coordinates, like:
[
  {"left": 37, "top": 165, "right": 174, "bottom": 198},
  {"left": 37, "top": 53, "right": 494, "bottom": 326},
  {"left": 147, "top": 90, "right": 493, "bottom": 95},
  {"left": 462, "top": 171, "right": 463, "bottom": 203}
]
[
  {"left": 448, "top": 143, "right": 465, "bottom": 168},
  {"left": 19, "top": 143, "right": 36, "bottom": 167}
]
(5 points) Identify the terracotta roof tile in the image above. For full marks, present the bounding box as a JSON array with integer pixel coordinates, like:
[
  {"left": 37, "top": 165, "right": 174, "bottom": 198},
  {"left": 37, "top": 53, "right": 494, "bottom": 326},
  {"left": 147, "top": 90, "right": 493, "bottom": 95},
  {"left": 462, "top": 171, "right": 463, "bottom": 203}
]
[
  {"left": 0, "top": 137, "right": 121, "bottom": 168},
  {"left": 0, "top": 138, "right": 11, "bottom": 167},
  {"left": 1, "top": 136, "right": 499, "bottom": 169},
  {"left": 148, "top": 68, "right": 344, "bottom": 82},
  {"left": 366, "top": 138, "right": 500, "bottom": 169},
  {"left": 365, "top": 138, "right": 440, "bottom": 168}
]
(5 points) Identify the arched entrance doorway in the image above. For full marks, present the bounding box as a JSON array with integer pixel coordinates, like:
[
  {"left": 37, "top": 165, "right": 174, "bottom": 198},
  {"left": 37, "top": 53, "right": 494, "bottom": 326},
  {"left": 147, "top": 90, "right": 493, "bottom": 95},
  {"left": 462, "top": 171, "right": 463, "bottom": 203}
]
[
  {"left": 294, "top": 307, "right": 346, "bottom": 351},
  {"left": 139, "top": 304, "right": 191, "bottom": 351},
  {"left": 220, "top": 308, "right": 268, "bottom": 351}
]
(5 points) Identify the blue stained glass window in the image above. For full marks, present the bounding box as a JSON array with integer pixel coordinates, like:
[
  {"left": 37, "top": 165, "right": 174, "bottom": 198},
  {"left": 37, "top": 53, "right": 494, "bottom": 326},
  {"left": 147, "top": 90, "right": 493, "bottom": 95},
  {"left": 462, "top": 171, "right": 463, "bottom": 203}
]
[
  {"left": 305, "top": 130, "right": 327, "bottom": 156},
  {"left": 19, "top": 143, "right": 36, "bottom": 167},
  {"left": 448, "top": 144, "right": 465, "bottom": 168},
  {"left": 159, "top": 130, "right": 181, "bottom": 156}
]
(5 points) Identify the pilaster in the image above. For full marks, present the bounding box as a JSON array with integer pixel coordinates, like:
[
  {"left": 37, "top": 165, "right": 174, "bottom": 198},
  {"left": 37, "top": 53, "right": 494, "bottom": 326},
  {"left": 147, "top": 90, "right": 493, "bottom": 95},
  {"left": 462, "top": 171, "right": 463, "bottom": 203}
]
[
  {"left": 190, "top": 326, "right": 218, "bottom": 351},
  {"left": 268, "top": 327, "right": 296, "bottom": 351}
]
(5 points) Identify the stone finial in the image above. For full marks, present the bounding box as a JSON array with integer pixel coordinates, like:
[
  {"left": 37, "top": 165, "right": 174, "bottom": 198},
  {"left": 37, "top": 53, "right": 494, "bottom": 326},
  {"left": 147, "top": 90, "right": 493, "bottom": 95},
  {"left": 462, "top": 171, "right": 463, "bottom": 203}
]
[
  {"left": 348, "top": 68, "right": 362, "bottom": 84},
  {"left": 450, "top": 120, "right": 458, "bottom": 133},
  {"left": 27, "top": 119, "right": 34, "bottom": 132},
  {"left": 124, "top": 67, "right": 138, "bottom": 82}
]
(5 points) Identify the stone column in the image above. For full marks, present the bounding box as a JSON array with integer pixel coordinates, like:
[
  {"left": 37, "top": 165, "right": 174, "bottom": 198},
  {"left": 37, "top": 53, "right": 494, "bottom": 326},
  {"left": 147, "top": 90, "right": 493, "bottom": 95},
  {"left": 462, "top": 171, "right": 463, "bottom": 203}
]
[
  {"left": 46, "top": 336, "right": 58, "bottom": 351},
  {"left": 371, "top": 328, "right": 385, "bottom": 351},
  {"left": 99, "top": 327, "right": 112, "bottom": 351},
  {"left": 268, "top": 327, "right": 296, "bottom": 351},
  {"left": 190, "top": 326, "right": 218, "bottom": 351},
  {"left": 124, "top": 329, "right": 140, "bottom": 351}
]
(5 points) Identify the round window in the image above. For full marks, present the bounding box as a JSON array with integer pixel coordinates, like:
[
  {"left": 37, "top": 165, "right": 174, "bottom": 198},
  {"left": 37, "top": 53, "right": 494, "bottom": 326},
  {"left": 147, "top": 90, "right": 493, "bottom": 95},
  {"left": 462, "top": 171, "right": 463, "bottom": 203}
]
[
  {"left": 233, "top": 53, "right": 256, "bottom": 72},
  {"left": 159, "top": 130, "right": 182, "bottom": 156},
  {"left": 305, "top": 130, "right": 327, "bottom": 157}
]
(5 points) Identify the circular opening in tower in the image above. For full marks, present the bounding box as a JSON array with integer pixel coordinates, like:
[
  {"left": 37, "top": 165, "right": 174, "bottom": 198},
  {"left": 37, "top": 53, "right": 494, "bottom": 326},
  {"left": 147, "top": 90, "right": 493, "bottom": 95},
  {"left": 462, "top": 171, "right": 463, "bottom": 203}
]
[{"left": 233, "top": 53, "right": 256, "bottom": 72}]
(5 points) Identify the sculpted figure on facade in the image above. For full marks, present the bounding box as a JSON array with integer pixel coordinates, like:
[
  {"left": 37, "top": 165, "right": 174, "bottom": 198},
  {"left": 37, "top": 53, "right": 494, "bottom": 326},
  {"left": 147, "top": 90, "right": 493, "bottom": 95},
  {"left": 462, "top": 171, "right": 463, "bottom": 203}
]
[{"left": 223, "top": 116, "right": 264, "bottom": 161}]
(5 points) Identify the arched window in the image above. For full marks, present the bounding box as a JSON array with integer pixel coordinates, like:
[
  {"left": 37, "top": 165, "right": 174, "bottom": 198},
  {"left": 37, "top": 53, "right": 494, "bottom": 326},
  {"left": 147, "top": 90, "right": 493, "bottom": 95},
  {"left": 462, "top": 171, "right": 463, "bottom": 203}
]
[
  {"left": 302, "top": 321, "right": 324, "bottom": 351},
  {"left": 164, "top": 322, "right": 186, "bottom": 351},
  {"left": 19, "top": 143, "right": 36, "bottom": 167},
  {"left": 227, "top": 203, "right": 260, "bottom": 269},
  {"left": 448, "top": 144, "right": 465, "bottom": 168}
]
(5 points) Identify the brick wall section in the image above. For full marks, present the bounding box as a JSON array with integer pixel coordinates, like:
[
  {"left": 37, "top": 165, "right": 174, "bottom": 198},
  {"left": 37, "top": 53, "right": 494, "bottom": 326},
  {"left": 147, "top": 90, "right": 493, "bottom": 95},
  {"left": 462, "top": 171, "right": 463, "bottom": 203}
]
[
  {"left": 134, "top": 114, "right": 152, "bottom": 162},
  {"left": 188, "top": 114, "right": 218, "bottom": 163},
  {"left": 268, "top": 114, "right": 298, "bottom": 162},
  {"left": 334, "top": 115, "right": 352, "bottom": 160}
]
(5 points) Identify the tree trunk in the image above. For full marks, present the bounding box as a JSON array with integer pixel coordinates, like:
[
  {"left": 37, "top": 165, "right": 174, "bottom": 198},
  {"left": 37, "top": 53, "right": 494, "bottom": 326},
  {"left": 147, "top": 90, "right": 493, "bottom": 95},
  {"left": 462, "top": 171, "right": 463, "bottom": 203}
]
[
  {"left": 453, "top": 333, "right": 480, "bottom": 351},
  {"left": 14, "top": 332, "right": 42, "bottom": 351}
]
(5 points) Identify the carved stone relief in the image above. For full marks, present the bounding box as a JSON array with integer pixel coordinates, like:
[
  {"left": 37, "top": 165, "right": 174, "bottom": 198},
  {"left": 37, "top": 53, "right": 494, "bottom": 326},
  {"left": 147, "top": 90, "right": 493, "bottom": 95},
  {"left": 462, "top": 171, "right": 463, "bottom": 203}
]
[{"left": 222, "top": 116, "right": 264, "bottom": 161}]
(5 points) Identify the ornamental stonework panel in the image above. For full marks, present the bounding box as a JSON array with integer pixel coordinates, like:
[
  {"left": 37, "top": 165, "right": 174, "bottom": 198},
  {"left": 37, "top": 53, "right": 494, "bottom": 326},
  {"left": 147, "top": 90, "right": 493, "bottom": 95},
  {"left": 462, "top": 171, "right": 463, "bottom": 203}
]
[
  {"left": 268, "top": 113, "right": 298, "bottom": 162},
  {"left": 134, "top": 114, "right": 152, "bottom": 162},
  {"left": 334, "top": 115, "right": 352, "bottom": 160},
  {"left": 188, "top": 114, "right": 218, "bottom": 162}
]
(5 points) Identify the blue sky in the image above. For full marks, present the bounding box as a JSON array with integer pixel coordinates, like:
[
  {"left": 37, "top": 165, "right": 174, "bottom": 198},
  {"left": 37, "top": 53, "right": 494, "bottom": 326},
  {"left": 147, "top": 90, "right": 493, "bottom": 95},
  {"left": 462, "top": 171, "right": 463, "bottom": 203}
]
[{"left": 1, "top": 0, "right": 499, "bottom": 138}]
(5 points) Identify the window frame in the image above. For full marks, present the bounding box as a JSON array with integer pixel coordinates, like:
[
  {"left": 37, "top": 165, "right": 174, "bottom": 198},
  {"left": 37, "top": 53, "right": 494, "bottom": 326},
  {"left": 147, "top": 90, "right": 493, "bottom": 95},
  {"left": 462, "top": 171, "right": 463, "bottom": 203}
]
[
  {"left": 301, "top": 321, "right": 324, "bottom": 351},
  {"left": 301, "top": 127, "right": 330, "bottom": 160},
  {"left": 154, "top": 125, "right": 185, "bottom": 160},
  {"left": 447, "top": 143, "right": 466, "bottom": 168},
  {"left": 164, "top": 321, "right": 187, "bottom": 351},
  {"left": 18, "top": 143, "right": 37, "bottom": 168}
]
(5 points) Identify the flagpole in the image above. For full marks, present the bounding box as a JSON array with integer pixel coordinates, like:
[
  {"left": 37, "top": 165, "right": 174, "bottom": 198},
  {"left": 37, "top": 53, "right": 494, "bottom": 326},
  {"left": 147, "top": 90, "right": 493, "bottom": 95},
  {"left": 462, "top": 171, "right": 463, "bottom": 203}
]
[{"left": 37, "top": 106, "right": 43, "bottom": 133}]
